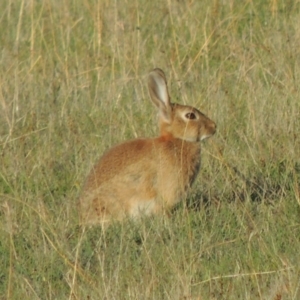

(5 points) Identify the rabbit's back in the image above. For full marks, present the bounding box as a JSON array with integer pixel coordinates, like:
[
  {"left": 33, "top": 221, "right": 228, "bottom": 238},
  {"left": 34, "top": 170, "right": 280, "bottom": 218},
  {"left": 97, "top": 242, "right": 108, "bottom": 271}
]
[{"left": 79, "top": 137, "right": 201, "bottom": 224}]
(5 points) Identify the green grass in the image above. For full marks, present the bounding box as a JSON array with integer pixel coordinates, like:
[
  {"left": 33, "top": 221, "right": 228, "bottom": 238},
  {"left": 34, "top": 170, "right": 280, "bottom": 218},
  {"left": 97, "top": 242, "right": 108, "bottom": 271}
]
[{"left": 1, "top": 0, "right": 300, "bottom": 299}]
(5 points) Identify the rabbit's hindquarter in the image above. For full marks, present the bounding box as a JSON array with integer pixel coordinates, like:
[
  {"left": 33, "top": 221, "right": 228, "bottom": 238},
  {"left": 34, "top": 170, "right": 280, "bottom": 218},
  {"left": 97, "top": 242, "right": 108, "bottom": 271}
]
[{"left": 79, "top": 137, "right": 201, "bottom": 224}]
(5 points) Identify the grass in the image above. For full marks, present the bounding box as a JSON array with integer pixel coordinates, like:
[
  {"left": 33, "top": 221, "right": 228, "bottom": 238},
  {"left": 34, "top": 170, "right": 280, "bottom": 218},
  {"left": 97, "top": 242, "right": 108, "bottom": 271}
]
[{"left": 1, "top": 0, "right": 300, "bottom": 299}]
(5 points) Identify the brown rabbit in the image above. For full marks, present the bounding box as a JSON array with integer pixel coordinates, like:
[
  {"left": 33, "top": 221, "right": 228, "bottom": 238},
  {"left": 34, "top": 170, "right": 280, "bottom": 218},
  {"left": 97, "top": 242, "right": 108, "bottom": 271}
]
[{"left": 79, "top": 68, "right": 216, "bottom": 226}]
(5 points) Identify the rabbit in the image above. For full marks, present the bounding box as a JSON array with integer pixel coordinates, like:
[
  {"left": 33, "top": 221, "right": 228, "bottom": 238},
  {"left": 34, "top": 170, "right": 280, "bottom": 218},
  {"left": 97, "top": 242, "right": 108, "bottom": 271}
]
[{"left": 78, "top": 68, "right": 216, "bottom": 226}]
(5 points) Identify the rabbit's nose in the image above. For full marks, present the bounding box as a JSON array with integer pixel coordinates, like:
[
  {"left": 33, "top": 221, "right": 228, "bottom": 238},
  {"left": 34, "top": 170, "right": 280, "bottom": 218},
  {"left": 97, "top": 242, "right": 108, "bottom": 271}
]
[{"left": 210, "top": 121, "right": 217, "bottom": 134}]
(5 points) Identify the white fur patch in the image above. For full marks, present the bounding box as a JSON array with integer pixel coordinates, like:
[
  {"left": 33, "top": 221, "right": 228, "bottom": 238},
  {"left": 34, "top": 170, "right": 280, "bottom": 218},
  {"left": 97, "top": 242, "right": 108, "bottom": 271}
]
[{"left": 130, "top": 199, "right": 156, "bottom": 217}]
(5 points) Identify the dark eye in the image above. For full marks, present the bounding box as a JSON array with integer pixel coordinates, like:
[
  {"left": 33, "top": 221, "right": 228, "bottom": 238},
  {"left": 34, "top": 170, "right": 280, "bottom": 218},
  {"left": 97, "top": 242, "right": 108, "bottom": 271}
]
[{"left": 185, "top": 112, "right": 196, "bottom": 120}]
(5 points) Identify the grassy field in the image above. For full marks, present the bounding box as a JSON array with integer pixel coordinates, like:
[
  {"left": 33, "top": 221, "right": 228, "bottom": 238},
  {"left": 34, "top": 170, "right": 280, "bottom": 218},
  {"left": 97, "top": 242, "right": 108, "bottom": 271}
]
[{"left": 1, "top": 0, "right": 300, "bottom": 299}]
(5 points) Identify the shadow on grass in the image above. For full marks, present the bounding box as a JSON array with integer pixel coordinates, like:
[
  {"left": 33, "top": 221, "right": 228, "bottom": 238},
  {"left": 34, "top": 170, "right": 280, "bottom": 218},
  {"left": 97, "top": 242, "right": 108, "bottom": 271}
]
[{"left": 187, "top": 160, "right": 300, "bottom": 212}]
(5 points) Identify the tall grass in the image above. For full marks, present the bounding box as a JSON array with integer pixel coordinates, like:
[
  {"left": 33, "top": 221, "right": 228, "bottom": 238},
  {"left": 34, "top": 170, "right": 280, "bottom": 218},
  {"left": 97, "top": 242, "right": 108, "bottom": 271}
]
[{"left": 1, "top": 0, "right": 300, "bottom": 299}]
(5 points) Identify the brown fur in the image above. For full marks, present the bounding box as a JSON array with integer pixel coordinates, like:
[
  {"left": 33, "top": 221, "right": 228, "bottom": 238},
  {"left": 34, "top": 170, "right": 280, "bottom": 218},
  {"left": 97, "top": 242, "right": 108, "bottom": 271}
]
[{"left": 79, "top": 68, "right": 216, "bottom": 226}]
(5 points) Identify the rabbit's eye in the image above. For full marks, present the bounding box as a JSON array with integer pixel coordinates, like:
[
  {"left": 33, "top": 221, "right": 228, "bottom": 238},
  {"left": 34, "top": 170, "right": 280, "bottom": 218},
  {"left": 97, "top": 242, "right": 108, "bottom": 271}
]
[{"left": 185, "top": 112, "right": 196, "bottom": 120}]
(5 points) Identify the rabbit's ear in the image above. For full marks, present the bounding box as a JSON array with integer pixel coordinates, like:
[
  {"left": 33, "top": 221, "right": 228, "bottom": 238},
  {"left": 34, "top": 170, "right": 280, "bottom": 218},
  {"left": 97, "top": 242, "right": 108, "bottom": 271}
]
[{"left": 148, "top": 68, "right": 172, "bottom": 123}]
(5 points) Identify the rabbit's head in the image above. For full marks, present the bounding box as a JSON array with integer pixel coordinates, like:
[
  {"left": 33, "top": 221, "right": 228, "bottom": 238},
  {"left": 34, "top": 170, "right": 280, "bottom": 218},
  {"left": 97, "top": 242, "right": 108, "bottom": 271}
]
[{"left": 148, "top": 68, "right": 216, "bottom": 142}]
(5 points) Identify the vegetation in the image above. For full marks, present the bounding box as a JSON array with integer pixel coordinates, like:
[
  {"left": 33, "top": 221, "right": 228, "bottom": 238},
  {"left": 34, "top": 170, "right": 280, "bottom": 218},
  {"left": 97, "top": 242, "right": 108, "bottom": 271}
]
[{"left": 1, "top": 0, "right": 300, "bottom": 299}]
